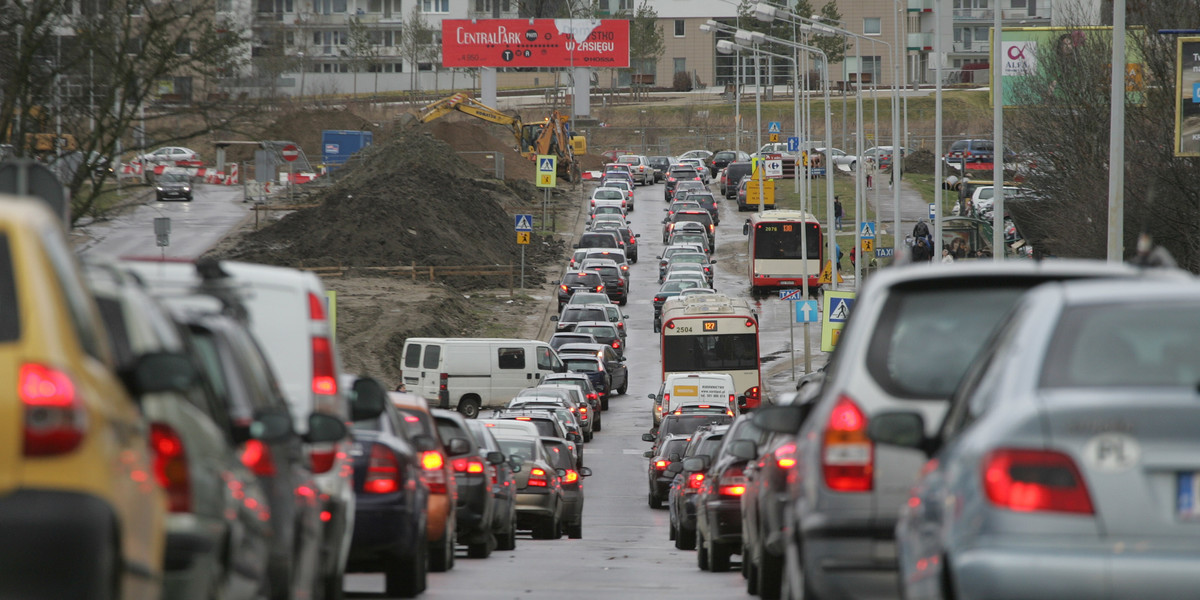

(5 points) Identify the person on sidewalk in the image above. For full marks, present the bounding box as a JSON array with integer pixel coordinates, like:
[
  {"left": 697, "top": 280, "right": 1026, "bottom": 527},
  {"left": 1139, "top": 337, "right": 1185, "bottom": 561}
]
[{"left": 834, "top": 196, "right": 844, "bottom": 230}]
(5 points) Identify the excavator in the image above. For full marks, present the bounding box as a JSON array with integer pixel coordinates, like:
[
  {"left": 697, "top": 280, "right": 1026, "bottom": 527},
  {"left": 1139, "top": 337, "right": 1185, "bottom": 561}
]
[{"left": 416, "top": 93, "right": 583, "bottom": 182}]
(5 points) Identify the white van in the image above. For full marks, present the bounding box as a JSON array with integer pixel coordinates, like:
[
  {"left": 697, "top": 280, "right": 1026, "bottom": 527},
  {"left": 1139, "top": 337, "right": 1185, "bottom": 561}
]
[
  {"left": 649, "top": 372, "right": 738, "bottom": 426},
  {"left": 402, "top": 338, "right": 565, "bottom": 418}
]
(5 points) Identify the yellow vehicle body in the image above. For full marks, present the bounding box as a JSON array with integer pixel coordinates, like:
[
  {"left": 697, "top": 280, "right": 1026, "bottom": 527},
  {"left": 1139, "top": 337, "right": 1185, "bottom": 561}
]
[{"left": 0, "top": 195, "right": 166, "bottom": 599}]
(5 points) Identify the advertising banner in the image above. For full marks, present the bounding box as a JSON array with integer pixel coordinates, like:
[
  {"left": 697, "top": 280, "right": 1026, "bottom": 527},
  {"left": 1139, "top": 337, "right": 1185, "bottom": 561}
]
[
  {"left": 442, "top": 19, "right": 630, "bottom": 68},
  {"left": 1175, "top": 37, "right": 1200, "bottom": 157},
  {"left": 992, "top": 27, "right": 1144, "bottom": 107}
]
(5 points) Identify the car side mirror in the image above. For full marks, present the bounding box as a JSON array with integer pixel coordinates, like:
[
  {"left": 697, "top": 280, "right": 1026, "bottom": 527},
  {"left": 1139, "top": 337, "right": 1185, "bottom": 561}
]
[
  {"left": 751, "top": 405, "right": 807, "bottom": 434},
  {"left": 569, "top": 433, "right": 582, "bottom": 443},
  {"left": 349, "top": 376, "right": 388, "bottom": 421},
  {"left": 727, "top": 439, "right": 758, "bottom": 461},
  {"left": 251, "top": 410, "right": 294, "bottom": 444},
  {"left": 556, "top": 468, "right": 568, "bottom": 478},
  {"left": 668, "top": 452, "right": 681, "bottom": 463},
  {"left": 665, "top": 463, "right": 683, "bottom": 475},
  {"left": 641, "top": 433, "right": 656, "bottom": 443},
  {"left": 682, "top": 455, "right": 710, "bottom": 472},
  {"left": 447, "top": 437, "right": 471, "bottom": 456},
  {"left": 634, "top": 233, "right": 641, "bottom": 238},
  {"left": 647, "top": 393, "right": 656, "bottom": 400},
  {"left": 868, "top": 411, "right": 937, "bottom": 455},
  {"left": 305, "top": 413, "right": 348, "bottom": 444},
  {"left": 579, "top": 466, "right": 593, "bottom": 477},
  {"left": 122, "top": 351, "right": 197, "bottom": 397},
  {"left": 742, "top": 221, "right": 750, "bottom": 235},
  {"left": 737, "top": 396, "right": 749, "bottom": 412},
  {"left": 486, "top": 451, "right": 506, "bottom": 465},
  {"left": 643, "top": 450, "right": 653, "bottom": 458}
]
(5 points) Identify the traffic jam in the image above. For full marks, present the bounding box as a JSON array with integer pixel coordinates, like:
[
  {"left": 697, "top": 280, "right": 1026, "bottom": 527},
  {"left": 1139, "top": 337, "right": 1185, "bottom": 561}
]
[{"left": 4, "top": 141, "right": 1199, "bottom": 600}]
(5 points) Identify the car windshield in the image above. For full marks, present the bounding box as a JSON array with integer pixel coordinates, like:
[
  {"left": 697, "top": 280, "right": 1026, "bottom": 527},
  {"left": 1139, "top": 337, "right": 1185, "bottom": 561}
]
[
  {"left": 660, "top": 280, "right": 700, "bottom": 293},
  {"left": 661, "top": 415, "right": 733, "bottom": 437},
  {"left": 1040, "top": 302, "right": 1200, "bottom": 388},
  {"left": 158, "top": 173, "right": 189, "bottom": 183},
  {"left": 866, "top": 281, "right": 1043, "bottom": 398},
  {"left": 564, "top": 358, "right": 601, "bottom": 372},
  {"left": 495, "top": 438, "right": 536, "bottom": 463}
]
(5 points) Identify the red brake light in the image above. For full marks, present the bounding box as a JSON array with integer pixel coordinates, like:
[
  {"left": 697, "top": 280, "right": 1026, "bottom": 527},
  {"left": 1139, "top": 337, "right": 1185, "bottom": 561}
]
[
  {"left": 310, "top": 445, "right": 338, "bottom": 474},
  {"left": 612, "top": 340, "right": 620, "bottom": 349},
  {"left": 515, "top": 417, "right": 532, "bottom": 421},
  {"left": 241, "top": 439, "right": 277, "bottom": 477},
  {"left": 528, "top": 467, "right": 549, "bottom": 487},
  {"left": 20, "top": 363, "right": 85, "bottom": 456},
  {"left": 564, "top": 469, "right": 580, "bottom": 484},
  {"left": 560, "top": 284, "right": 569, "bottom": 293},
  {"left": 687, "top": 472, "right": 705, "bottom": 489},
  {"left": 421, "top": 450, "right": 444, "bottom": 470},
  {"left": 822, "top": 396, "right": 873, "bottom": 492},
  {"left": 311, "top": 336, "right": 337, "bottom": 396},
  {"left": 150, "top": 423, "right": 190, "bottom": 512},
  {"left": 363, "top": 444, "right": 401, "bottom": 494},
  {"left": 983, "top": 449, "right": 1094, "bottom": 514},
  {"left": 775, "top": 443, "right": 798, "bottom": 468},
  {"left": 655, "top": 460, "right": 669, "bottom": 470}
]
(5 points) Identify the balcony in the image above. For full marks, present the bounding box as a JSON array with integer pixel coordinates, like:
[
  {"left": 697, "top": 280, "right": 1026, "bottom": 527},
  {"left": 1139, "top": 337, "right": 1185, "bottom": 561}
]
[
  {"left": 908, "top": 32, "right": 932, "bottom": 51},
  {"left": 953, "top": 8, "right": 994, "bottom": 21},
  {"left": 907, "top": 0, "right": 932, "bottom": 11},
  {"left": 952, "top": 40, "right": 988, "bottom": 54}
]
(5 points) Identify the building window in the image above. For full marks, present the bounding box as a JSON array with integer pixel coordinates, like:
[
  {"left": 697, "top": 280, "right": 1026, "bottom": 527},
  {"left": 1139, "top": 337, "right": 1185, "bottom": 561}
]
[
  {"left": 619, "top": 0, "right": 633, "bottom": 10},
  {"left": 598, "top": 0, "right": 609, "bottom": 11},
  {"left": 1010, "top": 0, "right": 1026, "bottom": 7},
  {"left": 421, "top": 0, "right": 449, "bottom": 12},
  {"left": 862, "top": 56, "right": 882, "bottom": 81},
  {"left": 674, "top": 20, "right": 684, "bottom": 37},
  {"left": 418, "top": 62, "right": 434, "bottom": 71},
  {"left": 864, "top": 17, "right": 881, "bottom": 36},
  {"left": 175, "top": 39, "right": 191, "bottom": 55},
  {"left": 369, "top": 0, "right": 382, "bottom": 10},
  {"left": 673, "top": 57, "right": 686, "bottom": 73}
]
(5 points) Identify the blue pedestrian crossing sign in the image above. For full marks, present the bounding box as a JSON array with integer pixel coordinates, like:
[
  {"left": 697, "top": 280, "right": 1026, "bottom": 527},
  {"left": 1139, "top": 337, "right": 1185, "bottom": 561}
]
[
  {"left": 767, "top": 121, "right": 782, "bottom": 134},
  {"left": 536, "top": 154, "right": 557, "bottom": 188},
  {"left": 820, "top": 290, "right": 856, "bottom": 351},
  {"left": 860, "top": 221, "right": 875, "bottom": 240},
  {"left": 537, "top": 156, "right": 556, "bottom": 173},
  {"left": 828, "top": 297, "right": 854, "bottom": 322},
  {"left": 514, "top": 214, "right": 533, "bottom": 231},
  {"left": 795, "top": 300, "right": 819, "bottom": 323},
  {"left": 786, "top": 136, "right": 800, "bottom": 152}
]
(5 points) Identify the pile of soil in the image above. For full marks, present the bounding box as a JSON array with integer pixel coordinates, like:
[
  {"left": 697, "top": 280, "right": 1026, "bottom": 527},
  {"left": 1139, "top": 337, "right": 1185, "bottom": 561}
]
[
  {"left": 207, "top": 127, "right": 565, "bottom": 286},
  {"left": 426, "top": 119, "right": 535, "bottom": 182},
  {"left": 903, "top": 149, "right": 937, "bottom": 175},
  {"left": 223, "top": 107, "right": 384, "bottom": 166}
]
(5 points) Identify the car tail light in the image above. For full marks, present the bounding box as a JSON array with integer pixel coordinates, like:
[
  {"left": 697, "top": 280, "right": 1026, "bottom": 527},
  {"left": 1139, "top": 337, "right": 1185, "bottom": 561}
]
[
  {"left": 150, "top": 423, "right": 190, "bottom": 512},
  {"left": 241, "top": 439, "right": 277, "bottom": 477},
  {"left": 616, "top": 321, "right": 624, "bottom": 330},
  {"left": 310, "top": 444, "right": 338, "bottom": 474},
  {"left": 20, "top": 363, "right": 85, "bottom": 456},
  {"left": 515, "top": 416, "right": 532, "bottom": 421},
  {"left": 564, "top": 469, "right": 580, "bottom": 484},
  {"left": 308, "top": 293, "right": 338, "bottom": 397},
  {"left": 822, "top": 396, "right": 873, "bottom": 492},
  {"left": 594, "top": 285, "right": 604, "bottom": 292},
  {"left": 452, "top": 457, "right": 486, "bottom": 475},
  {"left": 438, "top": 373, "right": 449, "bottom": 407},
  {"left": 718, "top": 466, "right": 747, "bottom": 497},
  {"left": 655, "top": 460, "right": 670, "bottom": 470},
  {"left": 983, "top": 449, "right": 1094, "bottom": 514},
  {"left": 364, "top": 444, "right": 401, "bottom": 494},
  {"left": 421, "top": 450, "right": 447, "bottom": 493},
  {"left": 668, "top": 177, "right": 676, "bottom": 183},
  {"left": 775, "top": 442, "right": 797, "bottom": 469},
  {"left": 528, "top": 467, "right": 549, "bottom": 487},
  {"left": 687, "top": 472, "right": 705, "bottom": 489},
  {"left": 611, "top": 340, "right": 620, "bottom": 350}
]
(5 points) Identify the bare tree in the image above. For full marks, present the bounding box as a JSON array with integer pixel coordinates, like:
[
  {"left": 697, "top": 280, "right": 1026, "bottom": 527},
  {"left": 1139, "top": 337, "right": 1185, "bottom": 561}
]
[
  {"left": 1005, "top": 1, "right": 1200, "bottom": 269},
  {"left": 627, "top": 0, "right": 663, "bottom": 100},
  {"left": 0, "top": 0, "right": 252, "bottom": 222},
  {"left": 398, "top": 4, "right": 437, "bottom": 95}
]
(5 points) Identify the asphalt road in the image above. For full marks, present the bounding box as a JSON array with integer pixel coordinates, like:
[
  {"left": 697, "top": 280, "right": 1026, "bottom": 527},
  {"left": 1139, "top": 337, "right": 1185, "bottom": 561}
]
[
  {"left": 344, "top": 175, "right": 832, "bottom": 598},
  {"left": 75, "top": 183, "right": 250, "bottom": 260}
]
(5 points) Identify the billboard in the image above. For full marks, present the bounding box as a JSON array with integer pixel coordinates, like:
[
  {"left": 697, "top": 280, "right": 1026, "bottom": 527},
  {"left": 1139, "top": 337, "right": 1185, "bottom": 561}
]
[
  {"left": 441, "top": 19, "right": 629, "bottom": 68},
  {"left": 991, "top": 27, "right": 1144, "bottom": 107},
  {"left": 1175, "top": 37, "right": 1200, "bottom": 157}
]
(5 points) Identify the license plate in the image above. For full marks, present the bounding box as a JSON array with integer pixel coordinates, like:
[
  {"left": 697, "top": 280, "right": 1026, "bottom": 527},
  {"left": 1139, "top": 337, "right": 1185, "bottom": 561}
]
[
  {"left": 780, "top": 280, "right": 795, "bottom": 285},
  {"left": 1177, "top": 472, "right": 1200, "bottom": 519}
]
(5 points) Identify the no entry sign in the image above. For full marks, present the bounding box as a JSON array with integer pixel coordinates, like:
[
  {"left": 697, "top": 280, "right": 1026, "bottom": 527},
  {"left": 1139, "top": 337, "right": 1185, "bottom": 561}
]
[
  {"left": 441, "top": 19, "right": 630, "bottom": 68},
  {"left": 281, "top": 144, "right": 299, "bottom": 162}
]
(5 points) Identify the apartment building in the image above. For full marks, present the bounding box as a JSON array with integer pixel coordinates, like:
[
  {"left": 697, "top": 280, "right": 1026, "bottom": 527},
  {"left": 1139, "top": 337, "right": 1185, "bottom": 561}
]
[{"left": 945, "top": 0, "right": 1054, "bottom": 82}]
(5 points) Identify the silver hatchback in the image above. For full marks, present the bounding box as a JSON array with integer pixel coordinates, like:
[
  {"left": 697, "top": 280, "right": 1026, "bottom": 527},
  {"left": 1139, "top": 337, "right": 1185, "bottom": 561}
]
[
  {"left": 754, "top": 260, "right": 1188, "bottom": 600},
  {"left": 877, "top": 278, "right": 1200, "bottom": 600}
]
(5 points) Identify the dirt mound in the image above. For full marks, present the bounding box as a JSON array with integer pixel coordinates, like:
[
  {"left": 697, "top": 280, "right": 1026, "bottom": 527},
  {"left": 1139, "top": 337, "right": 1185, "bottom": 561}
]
[
  {"left": 424, "top": 119, "right": 535, "bottom": 182},
  {"left": 224, "top": 107, "right": 384, "bottom": 165},
  {"left": 206, "top": 128, "right": 564, "bottom": 286},
  {"left": 903, "top": 149, "right": 937, "bottom": 175},
  {"left": 577, "top": 154, "right": 606, "bottom": 171}
]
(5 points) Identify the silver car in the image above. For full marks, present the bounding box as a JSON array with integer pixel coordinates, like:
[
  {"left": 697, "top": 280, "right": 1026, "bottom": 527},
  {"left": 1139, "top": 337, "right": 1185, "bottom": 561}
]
[
  {"left": 876, "top": 278, "right": 1200, "bottom": 600},
  {"left": 754, "top": 260, "right": 1188, "bottom": 600}
]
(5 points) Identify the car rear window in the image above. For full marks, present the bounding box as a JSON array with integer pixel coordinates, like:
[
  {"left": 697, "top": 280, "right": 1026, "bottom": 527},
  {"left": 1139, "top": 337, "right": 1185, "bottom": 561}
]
[
  {"left": 575, "top": 325, "right": 615, "bottom": 339},
  {"left": 496, "top": 438, "right": 536, "bottom": 462},
  {"left": 671, "top": 168, "right": 698, "bottom": 178},
  {"left": 866, "top": 279, "right": 1055, "bottom": 398},
  {"left": 0, "top": 235, "right": 17, "bottom": 343},
  {"left": 661, "top": 415, "right": 733, "bottom": 437},
  {"left": 594, "top": 190, "right": 623, "bottom": 200},
  {"left": 395, "top": 407, "right": 436, "bottom": 439},
  {"left": 674, "top": 212, "right": 712, "bottom": 225},
  {"left": 661, "top": 438, "right": 690, "bottom": 457},
  {"left": 564, "top": 358, "right": 601, "bottom": 372},
  {"left": 579, "top": 235, "right": 618, "bottom": 249},
  {"left": 504, "top": 418, "right": 556, "bottom": 437},
  {"left": 565, "top": 272, "right": 601, "bottom": 285},
  {"left": 1040, "top": 302, "right": 1200, "bottom": 388}
]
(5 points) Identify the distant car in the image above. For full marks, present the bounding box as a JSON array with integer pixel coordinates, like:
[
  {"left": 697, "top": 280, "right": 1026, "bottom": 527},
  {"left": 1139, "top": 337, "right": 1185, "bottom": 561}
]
[
  {"left": 139, "top": 146, "right": 200, "bottom": 164},
  {"left": 708, "top": 149, "right": 750, "bottom": 177},
  {"left": 679, "top": 158, "right": 711, "bottom": 183},
  {"left": 943, "top": 138, "right": 1017, "bottom": 170},
  {"left": 665, "top": 165, "right": 704, "bottom": 201},
  {"left": 559, "top": 354, "right": 615, "bottom": 407},
  {"left": 664, "top": 424, "right": 729, "bottom": 551},
  {"left": 571, "top": 320, "right": 624, "bottom": 358},
  {"left": 579, "top": 258, "right": 628, "bottom": 305},
  {"left": 553, "top": 304, "right": 611, "bottom": 334},
  {"left": 722, "top": 162, "right": 753, "bottom": 198},
  {"left": 645, "top": 434, "right": 691, "bottom": 509},
  {"left": 555, "top": 343, "right": 628, "bottom": 398},
  {"left": 557, "top": 270, "right": 606, "bottom": 312},
  {"left": 659, "top": 251, "right": 713, "bottom": 284},
  {"left": 540, "top": 437, "right": 592, "bottom": 539},
  {"left": 617, "top": 154, "right": 653, "bottom": 185},
  {"left": 601, "top": 178, "right": 635, "bottom": 210},
  {"left": 482, "top": 424, "right": 567, "bottom": 539},
  {"left": 687, "top": 192, "right": 720, "bottom": 224},
  {"left": 647, "top": 155, "right": 673, "bottom": 182},
  {"left": 154, "top": 171, "right": 193, "bottom": 202},
  {"left": 464, "top": 420, "right": 519, "bottom": 552},
  {"left": 616, "top": 227, "right": 640, "bottom": 263},
  {"left": 590, "top": 187, "right": 628, "bottom": 209},
  {"left": 678, "top": 149, "right": 714, "bottom": 163}
]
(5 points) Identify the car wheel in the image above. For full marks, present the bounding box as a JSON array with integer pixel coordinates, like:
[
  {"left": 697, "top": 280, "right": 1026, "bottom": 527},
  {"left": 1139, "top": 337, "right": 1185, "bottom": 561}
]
[
  {"left": 600, "top": 394, "right": 609, "bottom": 411},
  {"left": 384, "top": 545, "right": 426, "bottom": 598},
  {"left": 617, "top": 378, "right": 628, "bottom": 395},
  {"left": 710, "top": 540, "right": 733, "bottom": 572},
  {"left": 428, "top": 537, "right": 452, "bottom": 572},
  {"left": 322, "top": 568, "right": 345, "bottom": 600},
  {"left": 457, "top": 396, "right": 481, "bottom": 419},
  {"left": 758, "top": 548, "right": 784, "bottom": 600},
  {"left": 618, "top": 297, "right": 627, "bottom": 306},
  {"left": 467, "top": 535, "right": 492, "bottom": 559},
  {"left": 675, "top": 525, "right": 696, "bottom": 550},
  {"left": 697, "top": 530, "right": 710, "bottom": 570},
  {"left": 584, "top": 431, "right": 593, "bottom": 443},
  {"left": 648, "top": 492, "right": 662, "bottom": 510},
  {"left": 567, "top": 519, "right": 582, "bottom": 539},
  {"left": 532, "top": 517, "right": 556, "bottom": 540}
]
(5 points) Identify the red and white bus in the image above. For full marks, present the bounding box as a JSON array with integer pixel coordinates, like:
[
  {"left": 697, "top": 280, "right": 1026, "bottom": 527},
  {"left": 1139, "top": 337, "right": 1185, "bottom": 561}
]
[
  {"left": 658, "top": 293, "right": 762, "bottom": 410},
  {"left": 742, "top": 210, "right": 823, "bottom": 293}
]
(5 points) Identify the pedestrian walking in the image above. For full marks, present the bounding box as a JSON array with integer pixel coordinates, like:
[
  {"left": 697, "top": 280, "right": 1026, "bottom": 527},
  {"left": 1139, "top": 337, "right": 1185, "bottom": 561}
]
[{"left": 834, "top": 196, "right": 844, "bottom": 230}]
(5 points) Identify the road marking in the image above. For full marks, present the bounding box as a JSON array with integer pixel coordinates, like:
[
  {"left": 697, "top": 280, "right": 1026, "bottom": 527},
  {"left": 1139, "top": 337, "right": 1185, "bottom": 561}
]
[{"left": 622, "top": 449, "right": 645, "bottom": 455}]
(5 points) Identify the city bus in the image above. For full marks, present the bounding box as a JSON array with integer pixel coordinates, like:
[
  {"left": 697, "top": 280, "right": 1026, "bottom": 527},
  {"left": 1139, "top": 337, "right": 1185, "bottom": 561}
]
[
  {"left": 742, "top": 210, "right": 823, "bottom": 293},
  {"left": 658, "top": 293, "right": 762, "bottom": 410}
]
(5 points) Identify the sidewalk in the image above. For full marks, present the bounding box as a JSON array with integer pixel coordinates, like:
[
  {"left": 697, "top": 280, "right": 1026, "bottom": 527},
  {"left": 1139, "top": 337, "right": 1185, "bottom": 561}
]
[{"left": 860, "top": 176, "right": 929, "bottom": 239}]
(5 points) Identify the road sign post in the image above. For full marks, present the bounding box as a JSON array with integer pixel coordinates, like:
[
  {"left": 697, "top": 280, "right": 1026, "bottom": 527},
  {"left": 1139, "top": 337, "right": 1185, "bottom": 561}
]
[
  {"left": 536, "top": 155, "right": 557, "bottom": 232},
  {"left": 515, "top": 214, "right": 533, "bottom": 289}
]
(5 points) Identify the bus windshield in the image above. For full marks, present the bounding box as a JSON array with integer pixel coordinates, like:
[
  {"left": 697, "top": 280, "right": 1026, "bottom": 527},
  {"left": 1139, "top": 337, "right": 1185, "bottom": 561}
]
[
  {"left": 754, "top": 222, "right": 821, "bottom": 260},
  {"left": 663, "top": 333, "right": 759, "bottom": 371}
]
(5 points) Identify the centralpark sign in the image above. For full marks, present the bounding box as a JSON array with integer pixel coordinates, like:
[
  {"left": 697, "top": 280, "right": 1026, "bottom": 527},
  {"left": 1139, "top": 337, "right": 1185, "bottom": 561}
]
[{"left": 441, "top": 19, "right": 630, "bottom": 69}]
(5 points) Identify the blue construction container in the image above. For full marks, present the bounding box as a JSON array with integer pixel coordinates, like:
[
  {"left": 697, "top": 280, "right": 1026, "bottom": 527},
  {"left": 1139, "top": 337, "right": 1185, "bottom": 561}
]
[{"left": 321, "top": 130, "right": 373, "bottom": 171}]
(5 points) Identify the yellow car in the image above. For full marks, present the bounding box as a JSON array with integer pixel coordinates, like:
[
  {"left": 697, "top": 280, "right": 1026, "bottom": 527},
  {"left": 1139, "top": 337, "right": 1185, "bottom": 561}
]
[{"left": 0, "top": 195, "right": 170, "bottom": 599}]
